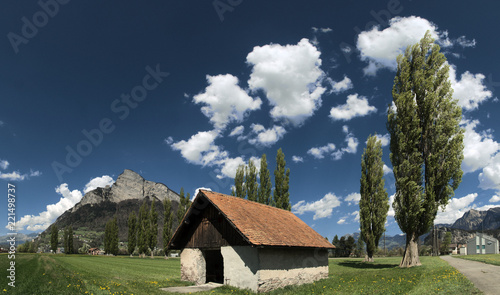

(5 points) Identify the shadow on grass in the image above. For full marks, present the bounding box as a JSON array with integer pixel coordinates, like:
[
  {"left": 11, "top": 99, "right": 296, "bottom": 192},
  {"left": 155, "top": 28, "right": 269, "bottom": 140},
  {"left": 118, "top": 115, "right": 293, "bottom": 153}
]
[{"left": 337, "top": 260, "right": 399, "bottom": 269}]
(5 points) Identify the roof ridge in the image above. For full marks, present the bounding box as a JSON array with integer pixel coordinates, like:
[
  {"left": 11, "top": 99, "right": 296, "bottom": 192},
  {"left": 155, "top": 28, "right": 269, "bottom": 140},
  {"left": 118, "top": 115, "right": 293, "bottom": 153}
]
[{"left": 200, "top": 190, "right": 294, "bottom": 214}]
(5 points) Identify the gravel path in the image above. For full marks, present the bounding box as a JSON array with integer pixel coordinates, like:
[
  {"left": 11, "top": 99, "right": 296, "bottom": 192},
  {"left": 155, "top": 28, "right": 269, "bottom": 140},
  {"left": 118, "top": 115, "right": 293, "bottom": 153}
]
[{"left": 441, "top": 255, "right": 500, "bottom": 295}]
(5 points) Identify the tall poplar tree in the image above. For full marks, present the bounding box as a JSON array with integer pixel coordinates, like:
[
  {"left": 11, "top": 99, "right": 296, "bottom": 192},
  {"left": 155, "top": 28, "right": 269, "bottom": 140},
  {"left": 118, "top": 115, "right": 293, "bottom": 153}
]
[
  {"left": 149, "top": 199, "right": 158, "bottom": 258},
  {"left": 163, "top": 199, "right": 173, "bottom": 258},
  {"left": 234, "top": 165, "right": 246, "bottom": 198},
  {"left": 258, "top": 154, "right": 272, "bottom": 205},
  {"left": 273, "top": 148, "right": 290, "bottom": 210},
  {"left": 138, "top": 201, "right": 149, "bottom": 257},
  {"left": 388, "top": 31, "right": 464, "bottom": 267},
  {"left": 246, "top": 159, "right": 258, "bottom": 202},
  {"left": 50, "top": 225, "right": 58, "bottom": 253},
  {"left": 128, "top": 212, "right": 137, "bottom": 256},
  {"left": 359, "top": 135, "right": 389, "bottom": 262}
]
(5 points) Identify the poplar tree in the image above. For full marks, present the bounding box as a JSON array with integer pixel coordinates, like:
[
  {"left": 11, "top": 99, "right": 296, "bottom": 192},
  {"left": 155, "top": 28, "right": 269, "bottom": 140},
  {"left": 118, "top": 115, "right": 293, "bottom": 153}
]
[
  {"left": 359, "top": 135, "right": 389, "bottom": 262},
  {"left": 273, "top": 148, "right": 290, "bottom": 210},
  {"left": 388, "top": 31, "right": 464, "bottom": 267},
  {"left": 128, "top": 212, "right": 137, "bottom": 256},
  {"left": 111, "top": 216, "right": 119, "bottom": 255},
  {"left": 258, "top": 154, "right": 272, "bottom": 205},
  {"left": 176, "top": 188, "right": 188, "bottom": 227},
  {"left": 138, "top": 202, "right": 149, "bottom": 257},
  {"left": 149, "top": 199, "right": 158, "bottom": 258},
  {"left": 163, "top": 199, "right": 173, "bottom": 258},
  {"left": 234, "top": 165, "right": 246, "bottom": 198},
  {"left": 246, "top": 159, "right": 258, "bottom": 202},
  {"left": 50, "top": 225, "right": 58, "bottom": 253}
]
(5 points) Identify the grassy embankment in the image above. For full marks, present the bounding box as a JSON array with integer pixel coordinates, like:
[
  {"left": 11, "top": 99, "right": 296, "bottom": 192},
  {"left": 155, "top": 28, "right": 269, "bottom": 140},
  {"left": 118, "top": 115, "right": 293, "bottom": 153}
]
[
  {"left": 0, "top": 254, "right": 481, "bottom": 294},
  {"left": 456, "top": 253, "right": 500, "bottom": 266}
]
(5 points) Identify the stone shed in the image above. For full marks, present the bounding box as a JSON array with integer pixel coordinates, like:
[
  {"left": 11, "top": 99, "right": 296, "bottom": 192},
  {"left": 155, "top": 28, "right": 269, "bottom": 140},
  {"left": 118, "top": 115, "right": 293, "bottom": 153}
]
[{"left": 168, "top": 190, "right": 334, "bottom": 293}]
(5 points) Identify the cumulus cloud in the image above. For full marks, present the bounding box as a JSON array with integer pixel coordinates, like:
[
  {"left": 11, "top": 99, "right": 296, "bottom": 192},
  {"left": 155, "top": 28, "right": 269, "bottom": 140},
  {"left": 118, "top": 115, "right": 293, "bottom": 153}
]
[
  {"left": 0, "top": 171, "right": 26, "bottom": 181},
  {"left": 435, "top": 193, "right": 478, "bottom": 224},
  {"left": 489, "top": 195, "right": 500, "bottom": 203},
  {"left": 461, "top": 120, "right": 499, "bottom": 174},
  {"left": 292, "top": 156, "right": 304, "bottom": 163},
  {"left": 248, "top": 124, "right": 286, "bottom": 147},
  {"left": 374, "top": 133, "right": 390, "bottom": 147},
  {"left": 308, "top": 143, "right": 336, "bottom": 159},
  {"left": 329, "top": 94, "right": 377, "bottom": 121},
  {"left": 388, "top": 194, "right": 395, "bottom": 217},
  {"left": 345, "top": 192, "right": 361, "bottom": 205},
  {"left": 332, "top": 126, "right": 359, "bottom": 160},
  {"left": 83, "top": 175, "right": 115, "bottom": 194},
  {"left": 449, "top": 65, "right": 493, "bottom": 111},
  {"left": 383, "top": 164, "right": 392, "bottom": 175},
  {"left": 229, "top": 125, "right": 245, "bottom": 137},
  {"left": 0, "top": 159, "right": 9, "bottom": 170},
  {"left": 193, "top": 187, "right": 212, "bottom": 201},
  {"left": 13, "top": 183, "right": 84, "bottom": 231},
  {"left": 327, "top": 76, "right": 353, "bottom": 94},
  {"left": 193, "top": 74, "right": 262, "bottom": 130},
  {"left": 351, "top": 210, "right": 360, "bottom": 222},
  {"left": 479, "top": 153, "right": 500, "bottom": 193},
  {"left": 170, "top": 130, "right": 221, "bottom": 165},
  {"left": 247, "top": 38, "right": 326, "bottom": 126},
  {"left": 292, "top": 192, "right": 342, "bottom": 220},
  {"left": 337, "top": 217, "right": 347, "bottom": 225}
]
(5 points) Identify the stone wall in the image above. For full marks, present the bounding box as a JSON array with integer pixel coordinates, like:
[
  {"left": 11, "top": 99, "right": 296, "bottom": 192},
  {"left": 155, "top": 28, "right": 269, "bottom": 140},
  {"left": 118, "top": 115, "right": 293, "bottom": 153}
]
[{"left": 180, "top": 248, "right": 205, "bottom": 285}]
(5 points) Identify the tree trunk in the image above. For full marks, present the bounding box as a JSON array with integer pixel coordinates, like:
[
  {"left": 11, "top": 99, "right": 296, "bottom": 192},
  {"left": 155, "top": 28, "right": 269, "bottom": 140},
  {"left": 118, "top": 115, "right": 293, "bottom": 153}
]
[
  {"left": 364, "top": 254, "right": 374, "bottom": 262},
  {"left": 399, "top": 233, "right": 421, "bottom": 268}
]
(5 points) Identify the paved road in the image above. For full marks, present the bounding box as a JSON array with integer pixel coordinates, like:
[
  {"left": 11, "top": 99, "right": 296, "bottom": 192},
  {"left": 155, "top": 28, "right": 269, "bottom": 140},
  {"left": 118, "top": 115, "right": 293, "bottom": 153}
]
[{"left": 441, "top": 255, "right": 500, "bottom": 295}]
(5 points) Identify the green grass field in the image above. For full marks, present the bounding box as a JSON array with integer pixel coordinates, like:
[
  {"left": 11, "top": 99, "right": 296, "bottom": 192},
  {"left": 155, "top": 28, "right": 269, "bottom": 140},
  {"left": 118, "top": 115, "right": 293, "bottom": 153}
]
[
  {"left": 456, "top": 254, "right": 500, "bottom": 266},
  {"left": 0, "top": 254, "right": 482, "bottom": 294}
]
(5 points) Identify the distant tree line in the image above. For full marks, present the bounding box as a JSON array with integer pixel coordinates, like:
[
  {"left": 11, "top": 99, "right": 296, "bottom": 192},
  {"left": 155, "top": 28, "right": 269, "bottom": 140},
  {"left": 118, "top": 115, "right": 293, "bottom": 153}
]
[{"left": 232, "top": 148, "right": 291, "bottom": 210}]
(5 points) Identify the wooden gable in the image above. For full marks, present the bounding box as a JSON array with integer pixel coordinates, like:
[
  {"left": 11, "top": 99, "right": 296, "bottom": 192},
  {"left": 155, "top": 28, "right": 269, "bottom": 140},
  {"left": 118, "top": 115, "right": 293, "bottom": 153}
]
[{"left": 169, "top": 196, "right": 248, "bottom": 249}]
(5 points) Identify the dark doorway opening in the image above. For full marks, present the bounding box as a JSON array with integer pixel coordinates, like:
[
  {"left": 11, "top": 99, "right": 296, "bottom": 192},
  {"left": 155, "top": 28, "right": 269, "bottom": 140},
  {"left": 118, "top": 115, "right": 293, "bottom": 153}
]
[{"left": 204, "top": 249, "right": 223, "bottom": 283}]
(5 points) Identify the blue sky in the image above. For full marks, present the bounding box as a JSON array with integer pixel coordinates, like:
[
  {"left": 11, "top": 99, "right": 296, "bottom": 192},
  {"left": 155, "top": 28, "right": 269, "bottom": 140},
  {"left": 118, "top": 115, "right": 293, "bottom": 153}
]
[{"left": 1, "top": 0, "right": 500, "bottom": 239}]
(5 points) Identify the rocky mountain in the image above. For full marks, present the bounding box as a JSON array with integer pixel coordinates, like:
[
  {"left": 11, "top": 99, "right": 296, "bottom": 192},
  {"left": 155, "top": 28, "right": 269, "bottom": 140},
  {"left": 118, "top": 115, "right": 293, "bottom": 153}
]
[
  {"left": 451, "top": 207, "right": 500, "bottom": 231},
  {"left": 40, "top": 169, "right": 181, "bottom": 246}
]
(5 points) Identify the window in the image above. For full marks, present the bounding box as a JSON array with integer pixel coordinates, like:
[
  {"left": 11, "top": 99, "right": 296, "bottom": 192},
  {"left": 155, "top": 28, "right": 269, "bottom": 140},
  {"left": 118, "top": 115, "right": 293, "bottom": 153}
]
[
  {"left": 482, "top": 245, "right": 485, "bottom": 249},
  {"left": 476, "top": 245, "right": 479, "bottom": 249}
]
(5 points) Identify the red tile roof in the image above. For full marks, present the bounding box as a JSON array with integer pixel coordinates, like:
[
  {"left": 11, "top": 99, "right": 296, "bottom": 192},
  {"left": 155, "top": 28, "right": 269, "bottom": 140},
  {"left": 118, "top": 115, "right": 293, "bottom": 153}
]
[{"left": 200, "top": 190, "right": 334, "bottom": 249}]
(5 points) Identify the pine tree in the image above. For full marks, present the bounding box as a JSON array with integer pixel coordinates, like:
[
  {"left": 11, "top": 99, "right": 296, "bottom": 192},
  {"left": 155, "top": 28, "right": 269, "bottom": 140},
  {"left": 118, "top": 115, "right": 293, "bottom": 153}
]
[
  {"left": 246, "top": 159, "right": 258, "bottom": 202},
  {"left": 149, "top": 199, "right": 158, "bottom": 258},
  {"left": 388, "top": 31, "right": 464, "bottom": 267},
  {"left": 346, "top": 236, "right": 356, "bottom": 255},
  {"left": 128, "top": 212, "right": 137, "bottom": 256},
  {"left": 360, "top": 135, "right": 389, "bottom": 262},
  {"left": 332, "top": 235, "right": 340, "bottom": 257},
  {"left": 111, "top": 216, "right": 119, "bottom": 255},
  {"left": 50, "top": 225, "right": 58, "bottom": 253},
  {"left": 163, "top": 199, "right": 173, "bottom": 258},
  {"left": 234, "top": 165, "right": 246, "bottom": 198},
  {"left": 258, "top": 154, "right": 272, "bottom": 205},
  {"left": 273, "top": 148, "right": 291, "bottom": 210},
  {"left": 104, "top": 219, "right": 112, "bottom": 254}
]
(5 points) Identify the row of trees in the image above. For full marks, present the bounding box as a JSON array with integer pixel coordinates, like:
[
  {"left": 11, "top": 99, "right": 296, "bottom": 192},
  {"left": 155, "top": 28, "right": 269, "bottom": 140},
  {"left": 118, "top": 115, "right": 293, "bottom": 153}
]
[
  {"left": 358, "top": 31, "right": 463, "bottom": 267},
  {"left": 232, "top": 148, "right": 291, "bottom": 210},
  {"left": 47, "top": 225, "right": 75, "bottom": 254}
]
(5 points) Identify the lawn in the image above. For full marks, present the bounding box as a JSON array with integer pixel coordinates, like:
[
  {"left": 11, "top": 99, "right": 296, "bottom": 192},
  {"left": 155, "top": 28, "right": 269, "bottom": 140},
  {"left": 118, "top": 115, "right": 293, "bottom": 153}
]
[
  {"left": 456, "top": 254, "right": 500, "bottom": 266},
  {"left": 0, "top": 254, "right": 482, "bottom": 294}
]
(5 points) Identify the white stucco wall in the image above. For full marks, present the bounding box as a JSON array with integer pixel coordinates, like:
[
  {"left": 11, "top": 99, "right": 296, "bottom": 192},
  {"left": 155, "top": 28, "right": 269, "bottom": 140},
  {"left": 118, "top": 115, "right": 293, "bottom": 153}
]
[
  {"left": 257, "top": 248, "right": 329, "bottom": 292},
  {"left": 180, "top": 248, "right": 206, "bottom": 285},
  {"left": 221, "top": 246, "right": 259, "bottom": 292}
]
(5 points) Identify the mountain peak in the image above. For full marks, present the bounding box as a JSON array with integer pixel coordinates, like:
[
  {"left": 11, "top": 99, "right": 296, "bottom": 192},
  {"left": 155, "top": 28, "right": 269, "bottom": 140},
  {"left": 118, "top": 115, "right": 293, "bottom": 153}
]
[{"left": 451, "top": 207, "right": 500, "bottom": 231}]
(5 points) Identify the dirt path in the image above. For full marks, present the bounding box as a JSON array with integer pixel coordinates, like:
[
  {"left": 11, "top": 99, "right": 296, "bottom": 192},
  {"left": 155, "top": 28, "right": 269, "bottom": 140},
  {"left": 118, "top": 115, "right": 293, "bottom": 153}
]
[{"left": 441, "top": 255, "right": 500, "bottom": 295}]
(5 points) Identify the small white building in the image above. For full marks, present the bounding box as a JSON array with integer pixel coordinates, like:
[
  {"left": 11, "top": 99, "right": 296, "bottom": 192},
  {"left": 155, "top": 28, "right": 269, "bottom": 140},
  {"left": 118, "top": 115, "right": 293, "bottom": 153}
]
[
  {"left": 466, "top": 233, "right": 499, "bottom": 255},
  {"left": 168, "top": 190, "right": 334, "bottom": 293}
]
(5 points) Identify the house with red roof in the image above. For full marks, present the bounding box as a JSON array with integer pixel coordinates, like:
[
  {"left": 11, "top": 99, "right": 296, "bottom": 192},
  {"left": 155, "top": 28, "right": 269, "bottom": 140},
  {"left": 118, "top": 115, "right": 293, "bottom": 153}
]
[{"left": 168, "top": 190, "right": 334, "bottom": 292}]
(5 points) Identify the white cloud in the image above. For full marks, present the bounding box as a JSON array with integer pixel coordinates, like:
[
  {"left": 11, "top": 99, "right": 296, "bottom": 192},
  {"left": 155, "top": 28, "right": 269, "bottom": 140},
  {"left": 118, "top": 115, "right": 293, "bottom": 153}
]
[
  {"left": 489, "top": 195, "right": 500, "bottom": 203},
  {"left": 229, "top": 125, "right": 245, "bottom": 137},
  {"left": 374, "top": 133, "right": 390, "bottom": 147},
  {"left": 329, "top": 94, "right": 377, "bottom": 121},
  {"left": 0, "top": 171, "right": 26, "bottom": 181},
  {"left": 0, "top": 159, "right": 9, "bottom": 170},
  {"left": 165, "top": 136, "right": 174, "bottom": 145},
  {"left": 308, "top": 143, "right": 336, "bottom": 159},
  {"left": 388, "top": 194, "right": 395, "bottom": 217},
  {"left": 218, "top": 157, "right": 246, "bottom": 179},
  {"left": 351, "top": 210, "right": 360, "bottom": 222},
  {"left": 345, "top": 192, "right": 361, "bottom": 205},
  {"left": 13, "top": 183, "right": 84, "bottom": 231},
  {"left": 449, "top": 65, "right": 493, "bottom": 111},
  {"left": 170, "top": 130, "right": 220, "bottom": 165},
  {"left": 327, "top": 76, "right": 353, "bottom": 94},
  {"left": 337, "top": 217, "right": 347, "bottom": 224},
  {"left": 479, "top": 153, "right": 500, "bottom": 193},
  {"left": 193, "top": 187, "right": 212, "bottom": 201},
  {"left": 29, "top": 169, "right": 42, "bottom": 177},
  {"left": 83, "top": 175, "right": 115, "bottom": 194},
  {"left": 461, "top": 120, "right": 499, "bottom": 174},
  {"left": 247, "top": 38, "right": 326, "bottom": 126},
  {"left": 193, "top": 74, "right": 262, "bottom": 130},
  {"left": 248, "top": 124, "right": 286, "bottom": 147},
  {"left": 435, "top": 193, "right": 477, "bottom": 224},
  {"left": 332, "top": 126, "right": 359, "bottom": 160},
  {"left": 357, "top": 16, "right": 439, "bottom": 75},
  {"left": 383, "top": 164, "right": 392, "bottom": 175},
  {"left": 292, "top": 192, "right": 341, "bottom": 220},
  {"left": 312, "top": 27, "right": 332, "bottom": 33},
  {"left": 292, "top": 156, "right": 304, "bottom": 163}
]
